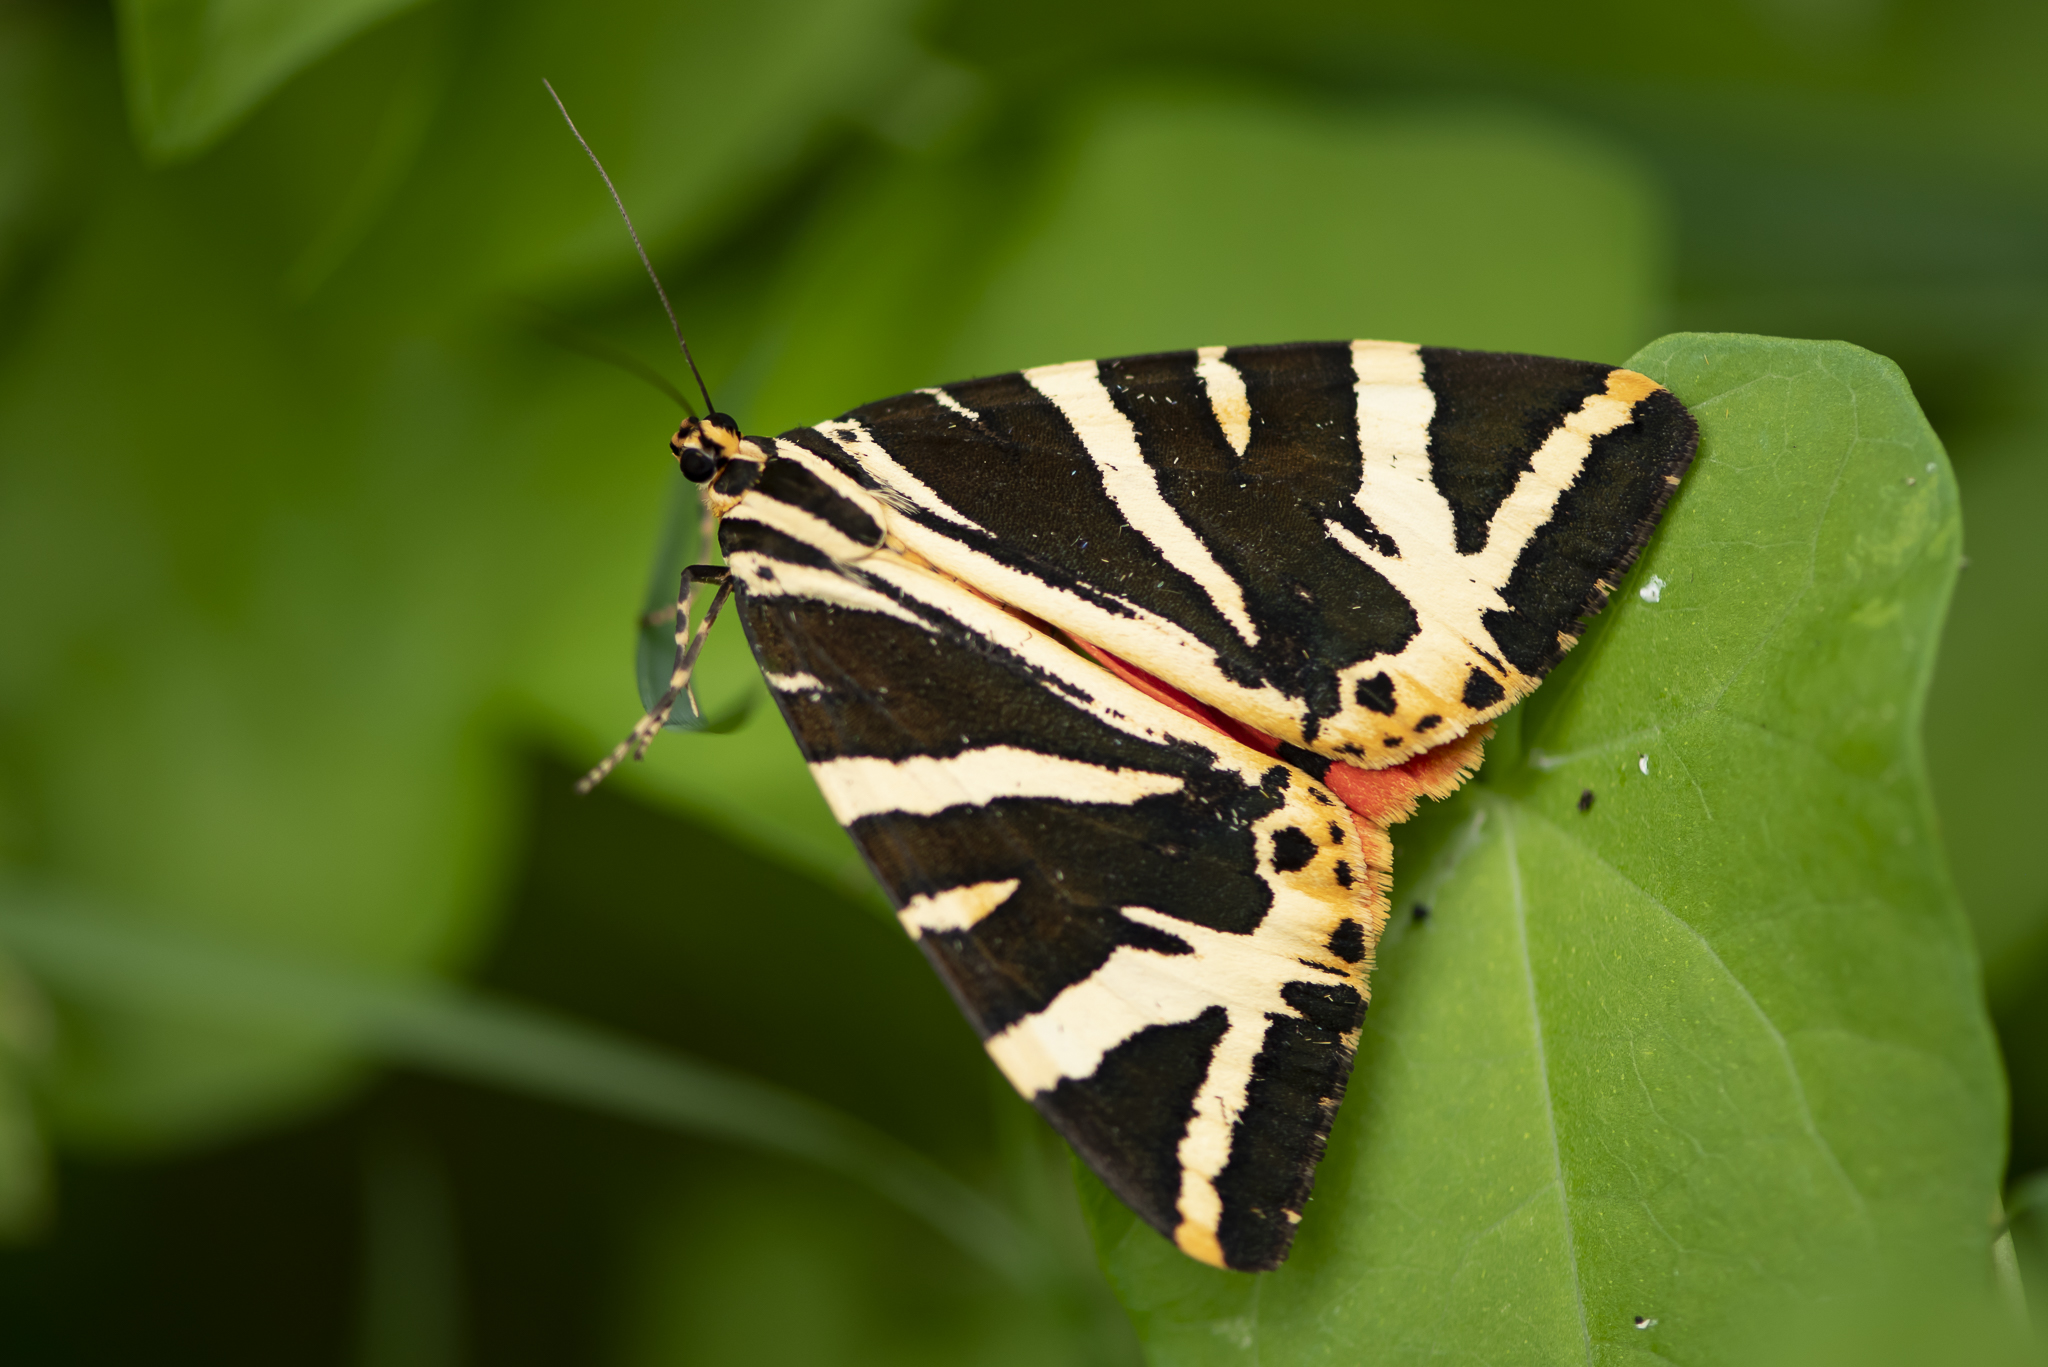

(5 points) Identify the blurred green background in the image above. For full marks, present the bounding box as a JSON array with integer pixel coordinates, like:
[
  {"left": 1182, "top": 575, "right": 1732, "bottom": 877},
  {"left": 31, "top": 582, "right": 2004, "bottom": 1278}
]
[{"left": 0, "top": 0, "right": 2044, "bottom": 1361}]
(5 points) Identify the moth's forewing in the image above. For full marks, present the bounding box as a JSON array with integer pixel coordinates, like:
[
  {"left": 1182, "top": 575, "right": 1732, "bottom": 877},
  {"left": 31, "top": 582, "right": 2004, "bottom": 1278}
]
[{"left": 804, "top": 342, "right": 1695, "bottom": 769}]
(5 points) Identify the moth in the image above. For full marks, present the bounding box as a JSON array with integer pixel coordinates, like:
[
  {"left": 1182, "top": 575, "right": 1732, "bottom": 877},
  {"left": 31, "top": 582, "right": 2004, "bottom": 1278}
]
[{"left": 552, "top": 92, "right": 1699, "bottom": 1274}]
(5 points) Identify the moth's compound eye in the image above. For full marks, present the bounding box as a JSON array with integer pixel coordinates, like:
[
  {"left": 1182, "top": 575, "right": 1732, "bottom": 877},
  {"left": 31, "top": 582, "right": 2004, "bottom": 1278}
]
[{"left": 676, "top": 444, "right": 717, "bottom": 482}]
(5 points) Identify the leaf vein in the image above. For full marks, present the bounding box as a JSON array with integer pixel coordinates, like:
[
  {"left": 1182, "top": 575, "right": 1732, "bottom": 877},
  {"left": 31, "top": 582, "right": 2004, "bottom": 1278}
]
[
  {"left": 1525, "top": 804, "right": 1879, "bottom": 1239},
  {"left": 1502, "top": 807, "right": 1595, "bottom": 1366}
]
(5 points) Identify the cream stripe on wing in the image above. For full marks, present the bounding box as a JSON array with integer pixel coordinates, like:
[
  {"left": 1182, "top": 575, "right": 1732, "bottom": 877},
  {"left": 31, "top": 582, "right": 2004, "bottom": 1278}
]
[
  {"left": 981, "top": 896, "right": 1350, "bottom": 1265},
  {"left": 809, "top": 747, "right": 1184, "bottom": 823},
  {"left": 1172, "top": 1008, "right": 1272, "bottom": 1264},
  {"left": 897, "top": 879, "right": 1021, "bottom": 939},
  {"left": 1348, "top": 340, "right": 1445, "bottom": 554},
  {"left": 871, "top": 518, "right": 1301, "bottom": 742},
  {"left": 815, "top": 419, "right": 987, "bottom": 531},
  {"left": 1465, "top": 368, "right": 1661, "bottom": 584},
  {"left": 763, "top": 670, "right": 827, "bottom": 693},
  {"left": 726, "top": 552, "right": 933, "bottom": 631},
  {"left": 721, "top": 488, "right": 880, "bottom": 566},
  {"left": 768, "top": 437, "right": 894, "bottom": 512},
  {"left": 1026, "top": 359, "right": 1260, "bottom": 645},
  {"left": 918, "top": 386, "right": 982, "bottom": 423},
  {"left": 1329, "top": 367, "right": 1660, "bottom": 630},
  {"left": 1194, "top": 346, "right": 1250, "bottom": 457},
  {"left": 985, "top": 905, "right": 1314, "bottom": 1097}
]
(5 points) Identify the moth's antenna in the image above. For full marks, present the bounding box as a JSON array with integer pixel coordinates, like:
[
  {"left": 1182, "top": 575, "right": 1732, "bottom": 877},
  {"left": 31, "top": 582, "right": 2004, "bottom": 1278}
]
[
  {"left": 542, "top": 79, "right": 716, "bottom": 418},
  {"left": 523, "top": 304, "right": 696, "bottom": 413}
]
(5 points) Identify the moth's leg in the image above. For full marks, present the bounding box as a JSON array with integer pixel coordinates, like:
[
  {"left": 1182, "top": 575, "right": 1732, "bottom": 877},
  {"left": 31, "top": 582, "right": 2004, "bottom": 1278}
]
[
  {"left": 576, "top": 565, "right": 733, "bottom": 794},
  {"left": 640, "top": 494, "right": 719, "bottom": 628},
  {"left": 632, "top": 568, "right": 733, "bottom": 754}
]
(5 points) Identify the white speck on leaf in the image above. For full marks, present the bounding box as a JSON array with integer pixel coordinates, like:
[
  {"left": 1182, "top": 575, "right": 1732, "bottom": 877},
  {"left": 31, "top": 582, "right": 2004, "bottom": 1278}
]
[
  {"left": 1639, "top": 754, "right": 1651, "bottom": 776},
  {"left": 1639, "top": 575, "right": 1666, "bottom": 604}
]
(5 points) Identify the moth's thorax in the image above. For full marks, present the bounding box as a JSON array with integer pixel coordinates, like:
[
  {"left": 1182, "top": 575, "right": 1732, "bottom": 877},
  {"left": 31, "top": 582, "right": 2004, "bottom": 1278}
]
[{"left": 702, "top": 438, "right": 770, "bottom": 518}]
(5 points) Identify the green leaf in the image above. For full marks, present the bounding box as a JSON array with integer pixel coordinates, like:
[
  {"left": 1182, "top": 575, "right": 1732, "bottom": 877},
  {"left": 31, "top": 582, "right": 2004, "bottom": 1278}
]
[
  {"left": 388, "top": 0, "right": 950, "bottom": 306},
  {"left": 1087, "top": 335, "right": 2005, "bottom": 1364},
  {"left": 942, "top": 85, "right": 1661, "bottom": 376},
  {"left": 0, "top": 890, "right": 1041, "bottom": 1284},
  {"left": 116, "top": 0, "right": 431, "bottom": 160}
]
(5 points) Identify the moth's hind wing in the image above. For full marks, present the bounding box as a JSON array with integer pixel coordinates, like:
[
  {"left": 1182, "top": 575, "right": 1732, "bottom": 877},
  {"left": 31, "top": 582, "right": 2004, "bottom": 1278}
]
[{"left": 724, "top": 522, "right": 1384, "bottom": 1271}]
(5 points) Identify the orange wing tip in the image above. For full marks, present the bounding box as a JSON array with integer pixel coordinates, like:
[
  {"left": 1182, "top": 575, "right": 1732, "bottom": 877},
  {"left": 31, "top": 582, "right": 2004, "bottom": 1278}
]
[{"left": 1174, "top": 1220, "right": 1230, "bottom": 1269}]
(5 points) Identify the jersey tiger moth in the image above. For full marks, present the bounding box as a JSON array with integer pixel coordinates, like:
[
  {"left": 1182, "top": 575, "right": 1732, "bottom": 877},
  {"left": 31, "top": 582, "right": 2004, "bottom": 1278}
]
[
  {"left": 587, "top": 342, "right": 1696, "bottom": 1272},
  {"left": 549, "top": 86, "right": 1699, "bottom": 1274}
]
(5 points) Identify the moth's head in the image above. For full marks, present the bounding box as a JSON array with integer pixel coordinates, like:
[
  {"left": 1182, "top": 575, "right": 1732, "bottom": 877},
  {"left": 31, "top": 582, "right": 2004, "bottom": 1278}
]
[{"left": 671, "top": 413, "right": 744, "bottom": 483}]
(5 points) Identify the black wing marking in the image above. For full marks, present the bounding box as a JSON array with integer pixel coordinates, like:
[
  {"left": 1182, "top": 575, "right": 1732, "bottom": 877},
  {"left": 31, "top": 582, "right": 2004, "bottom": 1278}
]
[{"left": 721, "top": 441, "right": 1385, "bottom": 1271}]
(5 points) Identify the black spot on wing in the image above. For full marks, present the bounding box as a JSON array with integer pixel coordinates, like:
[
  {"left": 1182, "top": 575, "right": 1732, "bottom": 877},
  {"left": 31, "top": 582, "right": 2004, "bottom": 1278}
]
[
  {"left": 1415, "top": 713, "right": 1443, "bottom": 733},
  {"left": 1213, "top": 997, "right": 1362, "bottom": 1271},
  {"left": 1484, "top": 385, "right": 1698, "bottom": 677},
  {"left": 1419, "top": 347, "right": 1612, "bottom": 556},
  {"left": 1269, "top": 826, "right": 1315, "bottom": 873},
  {"left": 1333, "top": 860, "right": 1353, "bottom": 889},
  {"left": 1041, "top": 1007, "right": 1231, "bottom": 1244},
  {"left": 1274, "top": 741, "right": 1331, "bottom": 781},
  {"left": 1354, "top": 672, "right": 1397, "bottom": 714},
  {"left": 1282, "top": 979, "right": 1367, "bottom": 1036},
  {"left": 1460, "top": 667, "right": 1506, "bottom": 710},
  {"left": 1327, "top": 918, "right": 1365, "bottom": 961},
  {"left": 1347, "top": 516, "right": 1399, "bottom": 558}
]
